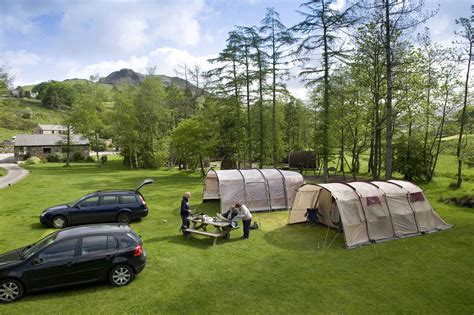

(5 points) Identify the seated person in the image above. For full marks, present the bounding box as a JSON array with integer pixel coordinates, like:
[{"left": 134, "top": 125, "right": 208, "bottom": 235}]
[{"left": 217, "top": 206, "right": 239, "bottom": 228}]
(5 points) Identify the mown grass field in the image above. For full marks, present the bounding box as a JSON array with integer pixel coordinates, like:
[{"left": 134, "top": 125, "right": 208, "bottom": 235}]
[{"left": 0, "top": 156, "right": 472, "bottom": 314}]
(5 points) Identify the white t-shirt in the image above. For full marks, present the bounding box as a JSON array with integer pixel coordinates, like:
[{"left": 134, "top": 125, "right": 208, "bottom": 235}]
[{"left": 237, "top": 204, "right": 252, "bottom": 221}]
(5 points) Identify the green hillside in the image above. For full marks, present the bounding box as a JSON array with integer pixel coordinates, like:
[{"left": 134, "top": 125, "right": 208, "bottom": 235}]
[{"left": 0, "top": 98, "right": 63, "bottom": 141}]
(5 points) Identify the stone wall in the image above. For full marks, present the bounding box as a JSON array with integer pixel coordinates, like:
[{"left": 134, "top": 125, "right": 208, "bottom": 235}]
[{"left": 14, "top": 145, "right": 89, "bottom": 161}]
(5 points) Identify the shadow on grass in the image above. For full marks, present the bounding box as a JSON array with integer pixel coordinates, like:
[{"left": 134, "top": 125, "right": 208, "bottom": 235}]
[
  {"left": 30, "top": 222, "right": 44, "bottom": 230},
  {"left": 146, "top": 233, "right": 243, "bottom": 249},
  {"left": 263, "top": 223, "right": 345, "bottom": 252},
  {"left": 21, "top": 282, "right": 111, "bottom": 303}
]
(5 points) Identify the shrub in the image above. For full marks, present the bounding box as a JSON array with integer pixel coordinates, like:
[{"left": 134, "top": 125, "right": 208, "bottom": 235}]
[
  {"left": 24, "top": 156, "right": 42, "bottom": 165},
  {"left": 393, "top": 137, "right": 429, "bottom": 181},
  {"left": 72, "top": 151, "right": 85, "bottom": 162},
  {"left": 466, "top": 155, "right": 474, "bottom": 168},
  {"left": 47, "top": 152, "right": 65, "bottom": 162},
  {"left": 20, "top": 108, "right": 32, "bottom": 119}
]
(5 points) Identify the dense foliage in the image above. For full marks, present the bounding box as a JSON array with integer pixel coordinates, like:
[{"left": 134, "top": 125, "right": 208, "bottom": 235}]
[{"left": 3, "top": 1, "right": 472, "bottom": 186}]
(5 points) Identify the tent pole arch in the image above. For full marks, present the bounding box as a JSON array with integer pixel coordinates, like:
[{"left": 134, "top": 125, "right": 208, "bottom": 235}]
[
  {"left": 236, "top": 169, "right": 248, "bottom": 206},
  {"left": 276, "top": 169, "right": 289, "bottom": 209},
  {"left": 386, "top": 181, "right": 421, "bottom": 234},
  {"left": 368, "top": 182, "right": 397, "bottom": 238},
  {"left": 341, "top": 182, "right": 372, "bottom": 242},
  {"left": 255, "top": 168, "right": 273, "bottom": 211}
]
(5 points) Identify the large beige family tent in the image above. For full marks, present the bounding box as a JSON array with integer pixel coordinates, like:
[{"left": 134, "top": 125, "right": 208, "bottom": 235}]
[
  {"left": 288, "top": 180, "right": 452, "bottom": 248},
  {"left": 203, "top": 169, "right": 304, "bottom": 213}
]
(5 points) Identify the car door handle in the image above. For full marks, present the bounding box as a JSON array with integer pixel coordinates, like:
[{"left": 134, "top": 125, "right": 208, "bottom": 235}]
[{"left": 66, "top": 262, "right": 74, "bottom": 267}]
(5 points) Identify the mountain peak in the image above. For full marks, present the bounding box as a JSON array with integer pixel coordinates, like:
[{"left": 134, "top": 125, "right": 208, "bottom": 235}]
[{"left": 99, "top": 68, "right": 145, "bottom": 85}]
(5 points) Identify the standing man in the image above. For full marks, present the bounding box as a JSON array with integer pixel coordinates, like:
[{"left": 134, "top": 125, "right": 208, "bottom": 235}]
[
  {"left": 180, "top": 192, "right": 192, "bottom": 234},
  {"left": 235, "top": 202, "right": 252, "bottom": 239}
]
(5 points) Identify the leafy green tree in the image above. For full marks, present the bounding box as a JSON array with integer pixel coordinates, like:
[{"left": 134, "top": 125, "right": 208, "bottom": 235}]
[
  {"left": 41, "top": 81, "right": 76, "bottom": 109},
  {"left": 245, "top": 26, "right": 268, "bottom": 168},
  {"left": 292, "top": 0, "right": 357, "bottom": 182},
  {"left": 112, "top": 85, "right": 141, "bottom": 169},
  {"left": 260, "top": 8, "right": 295, "bottom": 166},
  {"left": 70, "top": 83, "right": 109, "bottom": 161},
  {"left": 170, "top": 114, "right": 217, "bottom": 176}
]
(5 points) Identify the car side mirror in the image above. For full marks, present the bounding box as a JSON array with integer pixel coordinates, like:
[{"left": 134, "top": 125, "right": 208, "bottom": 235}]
[{"left": 32, "top": 257, "right": 43, "bottom": 265}]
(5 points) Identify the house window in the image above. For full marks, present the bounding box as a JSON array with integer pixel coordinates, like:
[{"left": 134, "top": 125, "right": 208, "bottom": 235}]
[
  {"left": 21, "top": 147, "right": 27, "bottom": 155},
  {"left": 43, "top": 147, "right": 52, "bottom": 154}
]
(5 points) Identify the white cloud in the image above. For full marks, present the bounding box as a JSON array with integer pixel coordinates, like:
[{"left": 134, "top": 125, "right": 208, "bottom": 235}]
[
  {"left": 66, "top": 47, "right": 216, "bottom": 79},
  {"left": 57, "top": 0, "right": 206, "bottom": 54},
  {"left": 2, "top": 50, "right": 41, "bottom": 86}
]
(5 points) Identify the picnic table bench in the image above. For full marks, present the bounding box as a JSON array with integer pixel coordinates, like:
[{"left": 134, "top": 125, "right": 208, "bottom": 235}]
[{"left": 185, "top": 216, "right": 237, "bottom": 245}]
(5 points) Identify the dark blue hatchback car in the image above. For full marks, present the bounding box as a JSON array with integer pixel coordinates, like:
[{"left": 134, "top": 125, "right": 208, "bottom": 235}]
[
  {"left": 39, "top": 179, "right": 153, "bottom": 228},
  {"left": 0, "top": 224, "right": 146, "bottom": 303}
]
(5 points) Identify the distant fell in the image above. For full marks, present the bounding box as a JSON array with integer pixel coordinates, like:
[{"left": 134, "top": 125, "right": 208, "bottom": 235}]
[{"left": 99, "top": 68, "right": 195, "bottom": 91}]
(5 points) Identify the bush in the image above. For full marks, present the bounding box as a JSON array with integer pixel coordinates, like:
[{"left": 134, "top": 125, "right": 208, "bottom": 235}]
[
  {"left": 466, "top": 155, "right": 474, "bottom": 168},
  {"left": 393, "top": 137, "right": 429, "bottom": 181},
  {"left": 47, "top": 152, "right": 65, "bottom": 162},
  {"left": 24, "top": 156, "right": 42, "bottom": 165},
  {"left": 20, "top": 108, "right": 32, "bottom": 119},
  {"left": 72, "top": 151, "right": 85, "bottom": 162}
]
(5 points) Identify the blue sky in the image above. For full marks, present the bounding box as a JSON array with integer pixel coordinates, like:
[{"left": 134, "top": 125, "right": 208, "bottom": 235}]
[{"left": 0, "top": 0, "right": 471, "bottom": 99}]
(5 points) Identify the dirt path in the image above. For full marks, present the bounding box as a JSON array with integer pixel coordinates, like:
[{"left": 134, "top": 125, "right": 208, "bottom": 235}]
[{"left": 0, "top": 163, "right": 29, "bottom": 189}]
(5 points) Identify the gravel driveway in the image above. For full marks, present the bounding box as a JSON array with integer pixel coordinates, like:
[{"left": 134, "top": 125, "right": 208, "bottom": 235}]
[{"left": 0, "top": 163, "right": 29, "bottom": 189}]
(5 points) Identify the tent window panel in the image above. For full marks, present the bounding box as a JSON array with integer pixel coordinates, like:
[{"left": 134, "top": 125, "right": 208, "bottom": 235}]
[
  {"left": 410, "top": 192, "right": 425, "bottom": 203},
  {"left": 366, "top": 204, "right": 388, "bottom": 219},
  {"left": 339, "top": 200, "right": 365, "bottom": 226}
]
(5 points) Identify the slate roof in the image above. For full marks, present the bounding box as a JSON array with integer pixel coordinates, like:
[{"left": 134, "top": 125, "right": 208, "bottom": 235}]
[
  {"left": 14, "top": 134, "right": 89, "bottom": 146},
  {"left": 37, "top": 124, "right": 67, "bottom": 131}
]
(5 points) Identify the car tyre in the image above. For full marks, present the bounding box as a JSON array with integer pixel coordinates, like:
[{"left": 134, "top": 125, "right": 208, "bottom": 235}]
[
  {"left": 109, "top": 265, "right": 135, "bottom": 286},
  {"left": 51, "top": 215, "right": 67, "bottom": 229},
  {"left": 117, "top": 212, "right": 132, "bottom": 224},
  {"left": 0, "top": 279, "right": 24, "bottom": 303}
]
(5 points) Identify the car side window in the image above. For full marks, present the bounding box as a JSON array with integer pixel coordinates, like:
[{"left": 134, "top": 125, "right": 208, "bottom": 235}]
[
  {"left": 81, "top": 235, "right": 108, "bottom": 255},
  {"left": 116, "top": 234, "right": 136, "bottom": 249},
  {"left": 100, "top": 195, "right": 117, "bottom": 206},
  {"left": 107, "top": 236, "right": 118, "bottom": 251},
  {"left": 80, "top": 196, "right": 99, "bottom": 207},
  {"left": 120, "top": 195, "right": 138, "bottom": 204},
  {"left": 38, "top": 238, "right": 78, "bottom": 263}
]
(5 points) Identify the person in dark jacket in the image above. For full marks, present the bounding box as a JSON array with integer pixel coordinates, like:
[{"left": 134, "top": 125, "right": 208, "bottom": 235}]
[{"left": 180, "top": 192, "right": 192, "bottom": 234}]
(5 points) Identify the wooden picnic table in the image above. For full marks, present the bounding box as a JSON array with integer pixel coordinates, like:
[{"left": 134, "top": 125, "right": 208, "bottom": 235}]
[{"left": 184, "top": 216, "right": 236, "bottom": 245}]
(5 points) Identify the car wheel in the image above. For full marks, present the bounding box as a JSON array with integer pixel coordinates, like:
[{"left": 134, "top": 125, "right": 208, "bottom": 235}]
[
  {"left": 109, "top": 265, "right": 135, "bottom": 286},
  {"left": 51, "top": 215, "right": 67, "bottom": 228},
  {"left": 117, "top": 212, "right": 132, "bottom": 224},
  {"left": 0, "top": 279, "right": 24, "bottom": 303}
]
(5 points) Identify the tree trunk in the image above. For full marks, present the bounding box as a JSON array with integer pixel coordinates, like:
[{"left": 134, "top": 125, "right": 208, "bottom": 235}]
[
  {"left": 456, "top": 40, "right": 472, "bottom": 188},
  {"left": 429, "top": 74, "right": 451, "bottom": 180},
  {"left": 245, "top": 52, "right": 252, "bottom": 168},
  {"left": 384, "top": 0, "right": 393, "bottom": 180},
  {"left": 199, "top": 154, "right": 206, "bottom": 177},
  {"left": 65, "top": 125, "right": 71, "bottom": 167},
  {"left": 95, "top": 131, "right": 100, "bottom": 162},
  {"left": 258, "top": 50, "right": 265, "bottom": 169},
  {"left": 271, "top": 22, "right": 277, "bottom": 168},
  {"left": 322, "top": 17, "right": 330, "bottom": 183}
]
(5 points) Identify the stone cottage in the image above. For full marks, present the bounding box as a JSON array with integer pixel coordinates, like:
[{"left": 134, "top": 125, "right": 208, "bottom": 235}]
[
  {"left": 33, "top": 124, "right": 67, "bottom": 135},
  {"left": 14, "top": 134, "right": 89, "bottom": 161}
]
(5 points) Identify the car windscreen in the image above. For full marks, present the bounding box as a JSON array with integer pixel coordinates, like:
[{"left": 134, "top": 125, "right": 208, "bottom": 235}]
[{"left": 21, "top": 233, "right": 58, "bottom": 259}]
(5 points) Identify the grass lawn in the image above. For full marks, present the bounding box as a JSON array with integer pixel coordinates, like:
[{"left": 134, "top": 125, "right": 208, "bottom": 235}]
[
  {"left": 0, "top": 156, "right": 472, "bottom": 313},
  {"left": 0, "top": 167, "right": 6, "bottom": 177}
]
